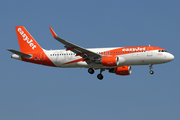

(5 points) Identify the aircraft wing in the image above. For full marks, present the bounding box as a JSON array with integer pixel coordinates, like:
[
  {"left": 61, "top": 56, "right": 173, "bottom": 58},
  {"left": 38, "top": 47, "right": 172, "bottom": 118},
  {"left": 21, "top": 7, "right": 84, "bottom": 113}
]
[{"left": 49, "top": 27, "right": 101, "bottom": 60}]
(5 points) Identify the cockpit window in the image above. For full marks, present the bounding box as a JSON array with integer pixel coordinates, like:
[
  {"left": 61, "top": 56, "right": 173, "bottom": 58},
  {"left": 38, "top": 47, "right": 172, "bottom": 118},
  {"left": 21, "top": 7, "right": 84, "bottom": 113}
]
[{"left": 158, "top": 50, "right": 167, "bottom": 52}]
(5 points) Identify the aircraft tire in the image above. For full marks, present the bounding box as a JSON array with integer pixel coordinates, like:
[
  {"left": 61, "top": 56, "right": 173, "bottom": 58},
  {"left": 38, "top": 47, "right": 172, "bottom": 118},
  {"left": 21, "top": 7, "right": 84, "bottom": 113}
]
[
  {"left": 150, "top": 70, "right": 154, "bottom": 75},
  {"left": 97, "top": 74, "right": 103, "bottom": 80},
  {"left": 88, "top": 68, "right": 94, "bottom": 74}
]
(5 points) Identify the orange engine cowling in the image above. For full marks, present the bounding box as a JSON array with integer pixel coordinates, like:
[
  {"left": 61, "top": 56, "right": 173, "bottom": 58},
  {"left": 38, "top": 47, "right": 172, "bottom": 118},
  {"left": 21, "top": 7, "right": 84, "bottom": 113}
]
[
  {"left": 109, "top": 66, "right": 131, "bottom": 75},
  {"left": 115, "top": 66, "right": 131, "bottom": 75},
  {"left": 101, "top": 56, "right": 126, "bottom": 67},
  {"left": 101, "top": 56, "right": 117, "bottom": 66}
]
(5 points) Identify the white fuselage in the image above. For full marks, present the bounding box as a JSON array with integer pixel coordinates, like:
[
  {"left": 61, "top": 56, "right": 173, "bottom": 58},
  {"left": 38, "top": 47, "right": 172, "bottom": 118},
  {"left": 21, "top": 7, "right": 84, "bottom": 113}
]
[{"left": 44, "top": 47, "right": 174, "bottom": 68}]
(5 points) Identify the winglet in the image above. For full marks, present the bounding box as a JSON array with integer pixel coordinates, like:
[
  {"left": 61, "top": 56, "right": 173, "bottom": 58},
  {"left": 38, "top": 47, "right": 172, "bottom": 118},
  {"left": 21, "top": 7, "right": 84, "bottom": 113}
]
[{"left": 49, "top": 27, "right": 58, "bottom": 37}]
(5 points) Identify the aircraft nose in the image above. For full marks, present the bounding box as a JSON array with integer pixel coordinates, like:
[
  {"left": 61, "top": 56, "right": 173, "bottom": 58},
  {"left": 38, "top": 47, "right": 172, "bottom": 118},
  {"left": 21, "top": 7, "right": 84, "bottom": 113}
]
[{"left": 167, "top": 53, "right": 174, "bottom": 61}]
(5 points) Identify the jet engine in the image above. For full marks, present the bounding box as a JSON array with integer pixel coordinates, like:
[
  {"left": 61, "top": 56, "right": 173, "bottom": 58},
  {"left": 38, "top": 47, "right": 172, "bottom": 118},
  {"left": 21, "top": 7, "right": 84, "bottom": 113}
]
[
  {"left": 101, "top": 56, "right": 126, "bottom": 67},
  {"left": 109, "top": 65, "right": 132, "bottom": 75}
]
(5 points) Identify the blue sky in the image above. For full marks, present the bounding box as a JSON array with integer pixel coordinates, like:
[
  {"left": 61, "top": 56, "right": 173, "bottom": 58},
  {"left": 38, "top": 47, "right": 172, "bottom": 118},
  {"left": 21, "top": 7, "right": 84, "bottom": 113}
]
[{"left": 1, "top": 0, "right": 180, "bottom": 120}]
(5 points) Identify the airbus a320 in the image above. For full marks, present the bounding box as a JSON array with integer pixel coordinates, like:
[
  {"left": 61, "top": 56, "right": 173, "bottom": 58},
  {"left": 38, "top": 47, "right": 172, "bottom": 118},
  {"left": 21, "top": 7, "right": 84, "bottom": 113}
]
[{"left": 8, "top": 26, "right": 174, "bottom": 80}]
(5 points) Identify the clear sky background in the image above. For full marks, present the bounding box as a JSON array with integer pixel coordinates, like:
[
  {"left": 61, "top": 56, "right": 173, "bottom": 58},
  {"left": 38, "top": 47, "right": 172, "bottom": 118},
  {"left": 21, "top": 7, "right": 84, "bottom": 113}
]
[{"left": 0, "top": 0, "right": 179, "bottom": 120}]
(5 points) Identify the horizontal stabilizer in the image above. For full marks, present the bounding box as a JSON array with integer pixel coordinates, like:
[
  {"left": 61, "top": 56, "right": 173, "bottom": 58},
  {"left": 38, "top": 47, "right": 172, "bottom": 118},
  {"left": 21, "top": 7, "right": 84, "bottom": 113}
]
[{"left": 7, "top": 49, "right": 32, "bottom": 59}]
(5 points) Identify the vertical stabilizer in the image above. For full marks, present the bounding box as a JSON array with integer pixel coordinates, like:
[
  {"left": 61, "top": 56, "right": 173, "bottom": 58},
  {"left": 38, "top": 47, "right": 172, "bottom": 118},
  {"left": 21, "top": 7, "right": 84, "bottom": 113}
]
[
  {"left": 13, "top": 26, "right": 56, "bottom": 67},
  {"left": 15, "top": 26, "right": 43, "bottom": 53}
]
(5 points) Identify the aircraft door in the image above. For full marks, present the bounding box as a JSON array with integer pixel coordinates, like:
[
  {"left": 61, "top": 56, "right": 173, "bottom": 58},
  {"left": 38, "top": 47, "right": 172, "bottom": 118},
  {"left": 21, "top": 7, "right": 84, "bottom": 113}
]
[
  {"left": 40, "top": 51, "right": 45, "bottom": 60},
  {"left": 147, "top": 47, "right": 153, "bottom": 56}
]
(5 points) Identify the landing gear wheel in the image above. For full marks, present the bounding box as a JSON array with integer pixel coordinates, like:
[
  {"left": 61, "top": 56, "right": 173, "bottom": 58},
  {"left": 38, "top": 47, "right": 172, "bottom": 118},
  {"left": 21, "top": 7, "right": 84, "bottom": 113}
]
[
  {"left": 149, "top": 64, "right": 154, "bottom": 75},
  {"left": 88, "top": 68, "right": 94, "bottom": 74},
  {"left": 97, "top": 74, "right": 103, "bottom": 80},
  {"left": 150, "top": 70, "right": 154, "bottom": 75}
]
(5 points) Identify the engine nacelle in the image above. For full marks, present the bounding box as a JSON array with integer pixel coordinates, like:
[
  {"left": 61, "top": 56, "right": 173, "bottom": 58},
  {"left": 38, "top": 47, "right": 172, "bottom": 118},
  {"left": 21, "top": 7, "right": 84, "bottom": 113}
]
[
  {"left": 101, "top": 56, "right": 125, "bottom": 67},
  {"left": 109, "top": 66, "right": 132, "bottom": 75}
]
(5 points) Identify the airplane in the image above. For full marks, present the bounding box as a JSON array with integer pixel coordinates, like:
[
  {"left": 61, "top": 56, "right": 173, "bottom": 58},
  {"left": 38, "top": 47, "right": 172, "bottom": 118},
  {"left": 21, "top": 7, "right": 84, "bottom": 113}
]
[{"left": 8, "top": 26, "right": 174, "bottom": 80}]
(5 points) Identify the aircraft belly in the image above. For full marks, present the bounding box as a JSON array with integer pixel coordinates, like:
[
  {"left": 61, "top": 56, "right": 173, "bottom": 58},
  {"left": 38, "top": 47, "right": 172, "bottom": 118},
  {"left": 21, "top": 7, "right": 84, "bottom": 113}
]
[
  {"left": 61, "top": 63, "right": 78, "bottom": 68},
  {"left": 77, "top": 61, "right": 88, "bottom": 67}
]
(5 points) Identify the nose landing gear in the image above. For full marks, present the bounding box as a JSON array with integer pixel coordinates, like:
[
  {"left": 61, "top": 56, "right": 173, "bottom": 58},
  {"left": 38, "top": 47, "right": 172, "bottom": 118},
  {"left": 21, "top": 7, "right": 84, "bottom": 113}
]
[{"left": 149, "top": 64, "right": 154, "bottom": 75}]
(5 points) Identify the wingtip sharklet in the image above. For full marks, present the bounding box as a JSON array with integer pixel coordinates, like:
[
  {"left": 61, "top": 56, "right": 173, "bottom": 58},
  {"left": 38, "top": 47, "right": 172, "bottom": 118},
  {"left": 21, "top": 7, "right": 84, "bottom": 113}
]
[{"left": 49, "top": 27, "right": 58, "bottom": 37}]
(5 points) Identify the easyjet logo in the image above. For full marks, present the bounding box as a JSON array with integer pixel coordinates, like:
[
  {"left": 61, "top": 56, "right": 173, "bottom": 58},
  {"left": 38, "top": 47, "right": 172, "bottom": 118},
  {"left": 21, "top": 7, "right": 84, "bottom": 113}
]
[
  {"left": 18, "top": 28, "right": 36, "bottom": 50},
  {"left": 122, "top": 47, "right": 146, "bottom": 51}
]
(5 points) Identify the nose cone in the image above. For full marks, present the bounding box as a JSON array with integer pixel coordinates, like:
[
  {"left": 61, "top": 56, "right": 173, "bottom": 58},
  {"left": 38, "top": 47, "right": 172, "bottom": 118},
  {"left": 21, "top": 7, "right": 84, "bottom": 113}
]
[{"left": 167, "top": 53, "right": 174, "bottom": 61}]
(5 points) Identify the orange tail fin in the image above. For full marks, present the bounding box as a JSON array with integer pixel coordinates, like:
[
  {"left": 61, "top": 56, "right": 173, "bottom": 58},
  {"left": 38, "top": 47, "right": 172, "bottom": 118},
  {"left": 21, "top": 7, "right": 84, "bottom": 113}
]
[{"left": 15, "top": 26, "right": 43, "bottom": 53}]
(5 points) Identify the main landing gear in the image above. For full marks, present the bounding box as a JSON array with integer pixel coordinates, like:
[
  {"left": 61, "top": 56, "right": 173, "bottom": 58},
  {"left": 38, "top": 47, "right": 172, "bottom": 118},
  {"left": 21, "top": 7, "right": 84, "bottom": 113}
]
[
  {"left": 149, "top": 64, "right": 154, "bottom": 75},
  {"left": 97, "top": 74, "right": 103, "bottom": 80},
  {"left": 88, "top": 68, "right": 105, "bottom": 80},
  {"left": 88, "top": 68, "right": 94, "bottom": 74},
  {"left": 97, "top": 69, "right": 105, "bottom": 80}
]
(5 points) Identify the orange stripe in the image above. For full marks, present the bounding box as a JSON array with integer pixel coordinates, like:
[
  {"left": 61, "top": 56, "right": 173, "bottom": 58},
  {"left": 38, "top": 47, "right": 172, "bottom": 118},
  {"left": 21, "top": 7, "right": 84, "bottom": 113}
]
[
  {"left": 63, "top": 58, "right": 89, "bottom": 65},
  {"left": 98, "top": 46, "right": 165, "bottom": 56},
  {"left": 21, "top": 51, "right": 56, "bottom": 67}
]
